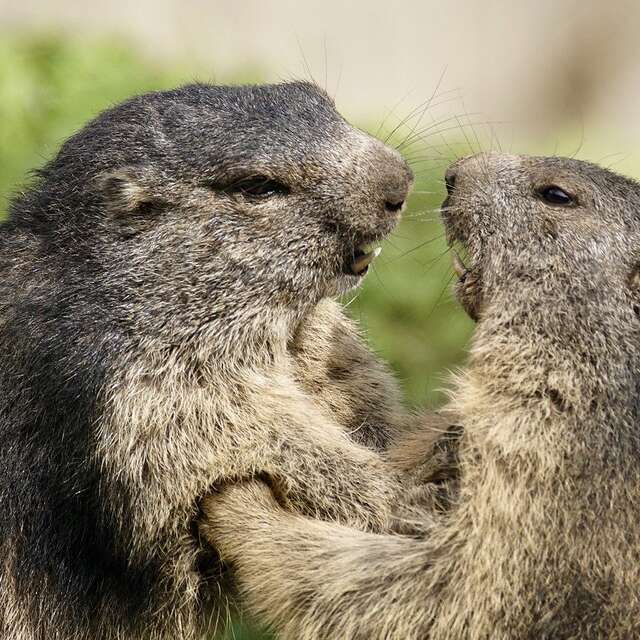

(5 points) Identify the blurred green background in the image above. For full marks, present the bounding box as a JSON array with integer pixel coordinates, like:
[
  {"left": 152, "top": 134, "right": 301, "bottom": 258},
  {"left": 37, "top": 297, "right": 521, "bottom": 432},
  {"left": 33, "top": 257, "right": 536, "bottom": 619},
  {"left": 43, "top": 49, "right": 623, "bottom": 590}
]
[{"left": 0, "top": 34, "right": 474, "bottom": 638}]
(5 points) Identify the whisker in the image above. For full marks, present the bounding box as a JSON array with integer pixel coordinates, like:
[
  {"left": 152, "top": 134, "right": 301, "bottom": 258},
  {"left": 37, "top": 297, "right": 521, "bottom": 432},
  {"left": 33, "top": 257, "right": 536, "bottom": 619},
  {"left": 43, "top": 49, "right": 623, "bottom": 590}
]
[
  {"left": 423, "top": 270, "right": 457, "bottom": 323},
  {"left": 462, "top": 99, "right": 484, "bottom": 155},
  {"left": 399, "top": 113, "right": 484, "bottom": 152},
  {"left": 383, "top": 84, "right": 459, "bottom": 145},
  {"left": 323, "top": 37, "right": 328, "bottom": 94},
  {"left": 455, "top": 114, "right": 477, "bottom": 157},
  {"left": 418, "top": 245, "right": 453, "bottom": 270},
  {"left": 393, "top": 67, "right": 450, "bottom": 149},
  {"left": 342, "top": 289, "right": 362, "bottom": 309},
  {"left": 569, "top": 114, "right": 586, "bottom": 160},
  {"left": 296, "top": 37, "right": 316, "bottom": 85},
  {"left": 391, "top": 235, "right": 449, "bottom": 262},
  {"left": 375, "top": 88, "right": 417, "bottom": 139},
  {"left": 382, "top": 94, "right": 465, "bottom": 151},
  {"left": 370, "top": 261, "right": 403, "bottom": 307}
]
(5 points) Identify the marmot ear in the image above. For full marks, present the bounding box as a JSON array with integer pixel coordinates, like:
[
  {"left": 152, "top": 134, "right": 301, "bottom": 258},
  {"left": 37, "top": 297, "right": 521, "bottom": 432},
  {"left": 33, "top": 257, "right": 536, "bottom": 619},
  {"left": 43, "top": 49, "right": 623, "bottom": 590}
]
[{"left": 96, "top": 166, "right": 166, "bottom": 221}]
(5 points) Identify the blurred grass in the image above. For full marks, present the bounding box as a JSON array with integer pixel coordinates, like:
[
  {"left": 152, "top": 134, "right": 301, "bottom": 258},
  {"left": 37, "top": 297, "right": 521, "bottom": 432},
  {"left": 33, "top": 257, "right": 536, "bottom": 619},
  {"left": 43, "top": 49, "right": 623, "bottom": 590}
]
[{"left": 0, "top": 33, "right": 473, "bottom": 639}]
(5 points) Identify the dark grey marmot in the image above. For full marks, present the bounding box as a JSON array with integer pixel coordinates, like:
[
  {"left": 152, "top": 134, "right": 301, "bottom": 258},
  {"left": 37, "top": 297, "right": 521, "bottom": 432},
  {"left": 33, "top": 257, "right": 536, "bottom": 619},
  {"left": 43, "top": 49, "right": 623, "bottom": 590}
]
[
  {"left": 0, "top": 82, "right": 417, "bottom": 639},
  {"left": 204, "top": 152, "right": 640, "bottom": 640}
]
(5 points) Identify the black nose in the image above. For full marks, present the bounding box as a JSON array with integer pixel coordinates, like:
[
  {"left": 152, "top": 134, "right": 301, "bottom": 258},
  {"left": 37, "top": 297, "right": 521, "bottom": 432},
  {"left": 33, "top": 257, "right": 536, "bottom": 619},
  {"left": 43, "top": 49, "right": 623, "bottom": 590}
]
[
  {"left": 445, "top": 167, "right": 456, "bottom": 196},
  {"left": 383, "top": 175, "right": 411, "bottom": 214},
  {"left": 385, "top": 198, "right": 405, "bottom": 213},
  {"left": 379, "top": 152, "right": 413, "bottom": 214}
]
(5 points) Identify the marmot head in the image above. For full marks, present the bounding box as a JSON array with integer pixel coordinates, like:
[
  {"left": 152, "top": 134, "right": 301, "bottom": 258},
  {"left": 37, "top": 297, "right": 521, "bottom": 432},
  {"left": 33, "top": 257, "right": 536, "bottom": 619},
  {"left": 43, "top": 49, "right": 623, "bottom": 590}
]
[
  {"left": 442, "top": 153, "right": 640, "bottom": 327},
  {"left": 442, "top": 153, "right": 640, "bottom": 429},
  {"left": 15, "top": 82, "right": 412, "bottom": 345}
]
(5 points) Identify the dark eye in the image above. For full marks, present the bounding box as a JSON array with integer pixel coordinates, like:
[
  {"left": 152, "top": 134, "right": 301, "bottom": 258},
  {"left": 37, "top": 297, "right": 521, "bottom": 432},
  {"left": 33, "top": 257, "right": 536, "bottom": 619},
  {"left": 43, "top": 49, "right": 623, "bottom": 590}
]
[
  {"left": 538, "top": 185, "right": 575, "bottom": 206},
  {"left": 227, "top": 176, "right": 290, "bottom": 198}
]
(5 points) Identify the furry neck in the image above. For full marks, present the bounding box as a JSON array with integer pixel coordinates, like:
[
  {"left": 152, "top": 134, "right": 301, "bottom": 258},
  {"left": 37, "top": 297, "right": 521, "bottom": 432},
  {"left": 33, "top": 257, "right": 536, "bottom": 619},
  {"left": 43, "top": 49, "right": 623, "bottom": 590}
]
[{"left": 453, "top": 284, "right": 640, "bottom": 459}]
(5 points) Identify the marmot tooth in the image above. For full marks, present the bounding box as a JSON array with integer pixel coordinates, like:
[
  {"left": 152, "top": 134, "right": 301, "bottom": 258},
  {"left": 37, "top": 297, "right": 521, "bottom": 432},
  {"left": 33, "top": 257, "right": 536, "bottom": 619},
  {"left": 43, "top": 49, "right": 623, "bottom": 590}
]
[
  {"left": 351, "top": 246, "right": 382, "bottom": 275},
  {"left": 452, "top": 252, "right": 468, "bottom": 278}
]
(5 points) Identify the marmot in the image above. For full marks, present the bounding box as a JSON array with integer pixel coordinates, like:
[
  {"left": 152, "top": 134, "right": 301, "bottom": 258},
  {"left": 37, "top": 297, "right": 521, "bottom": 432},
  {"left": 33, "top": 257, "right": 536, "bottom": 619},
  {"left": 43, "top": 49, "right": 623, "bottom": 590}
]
[
  {"left": 0, "top": 82, "right": 418, "bottom": 640},
  {"left": 203, "top": 152, "right": 640, "bottom": 639}
]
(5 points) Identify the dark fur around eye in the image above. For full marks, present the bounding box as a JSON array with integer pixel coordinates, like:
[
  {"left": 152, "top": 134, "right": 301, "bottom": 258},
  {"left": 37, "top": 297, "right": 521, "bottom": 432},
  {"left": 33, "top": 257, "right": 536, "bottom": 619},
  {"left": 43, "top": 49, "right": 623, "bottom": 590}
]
[
  {"left": 537, "top": 185, "right": 575, "bottom": 207},
  {"left": 205, "top": 175, "right": 290, "bottom": 198}
]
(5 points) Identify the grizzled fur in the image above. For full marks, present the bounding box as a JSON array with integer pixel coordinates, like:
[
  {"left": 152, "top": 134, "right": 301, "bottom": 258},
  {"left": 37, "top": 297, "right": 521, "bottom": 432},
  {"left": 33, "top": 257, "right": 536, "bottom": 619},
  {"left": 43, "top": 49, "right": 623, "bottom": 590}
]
[
  {"left": 204, "top": 153, "right": 640, "bottom": 639},
  {"left": 0, "top": 82, "right": 416, "bottom": 639}
]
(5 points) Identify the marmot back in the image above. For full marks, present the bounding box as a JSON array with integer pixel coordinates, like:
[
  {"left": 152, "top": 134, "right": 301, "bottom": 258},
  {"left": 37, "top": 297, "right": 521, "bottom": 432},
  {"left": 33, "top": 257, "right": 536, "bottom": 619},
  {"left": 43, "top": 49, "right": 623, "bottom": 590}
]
[{"left": 0, "top": 82, "right": 415, "bottom": 639}]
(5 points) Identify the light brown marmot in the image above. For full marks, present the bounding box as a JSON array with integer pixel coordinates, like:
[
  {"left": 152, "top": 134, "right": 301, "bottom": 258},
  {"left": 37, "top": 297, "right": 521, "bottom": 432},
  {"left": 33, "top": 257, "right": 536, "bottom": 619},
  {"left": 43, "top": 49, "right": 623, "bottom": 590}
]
[{"left": 204, "top": 152, "right": 640, "bottom": 639}]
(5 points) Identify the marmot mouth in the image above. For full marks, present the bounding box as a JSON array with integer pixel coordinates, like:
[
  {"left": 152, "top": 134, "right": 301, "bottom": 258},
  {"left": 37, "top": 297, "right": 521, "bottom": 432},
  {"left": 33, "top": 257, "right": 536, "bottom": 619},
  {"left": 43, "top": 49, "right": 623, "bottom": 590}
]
[
  {"left": 452, "top": 251, "right": 469, "bottom": 281},
  {"left": 442, "top": 198, "right": 483, "bottom": 321},
  {"left": 450, "top": 249, "right": 482, "bottom": 322},
  {"left": 345, "top": 243, "right": 383, "bottom": 277}
]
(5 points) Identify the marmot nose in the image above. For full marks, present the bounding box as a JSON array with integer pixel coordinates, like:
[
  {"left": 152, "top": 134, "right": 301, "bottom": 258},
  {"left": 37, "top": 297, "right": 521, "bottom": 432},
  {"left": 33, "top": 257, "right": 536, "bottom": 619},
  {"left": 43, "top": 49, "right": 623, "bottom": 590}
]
[
  {"left": 371, "top": 141, "right": 414, "bottom": 215},
  {"left": 385, "top": 193, "right": 406, "bottom": 213},
  {"left": 444, "top": 167, "right": 457, "bottom": 195},
  {"left": 382, "top": 167, "right": 413, "bottom": 214}
]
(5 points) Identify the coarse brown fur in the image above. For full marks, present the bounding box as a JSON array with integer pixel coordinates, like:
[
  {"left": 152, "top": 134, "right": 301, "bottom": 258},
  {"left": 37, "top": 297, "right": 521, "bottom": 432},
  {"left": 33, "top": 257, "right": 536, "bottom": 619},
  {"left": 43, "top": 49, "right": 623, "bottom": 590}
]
[
  {"left": 290, "top": 297, "right": 417, "bottom": 451},
  {"left": 203, "top": 152, "right": 640, "bottom": 639},
  {"left": 0, "top": 81, "right": 422, "bottom": 640}
]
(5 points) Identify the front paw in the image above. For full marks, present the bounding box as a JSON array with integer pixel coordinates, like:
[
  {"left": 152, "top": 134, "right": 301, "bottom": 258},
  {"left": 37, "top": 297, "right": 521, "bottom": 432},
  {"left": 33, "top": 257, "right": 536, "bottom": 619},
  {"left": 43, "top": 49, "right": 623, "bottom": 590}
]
[
  {"left": 389, "top": 414, "right": 463, "bottom": 485},
  {"left": 387, "top": 419, "right": 463, "bottom": 534},
  {"left": 273, "top": 463, "right": 398, "bottom": 533},
  {"left": 199, "top": 480, "right": 284, "bottom": 560}
]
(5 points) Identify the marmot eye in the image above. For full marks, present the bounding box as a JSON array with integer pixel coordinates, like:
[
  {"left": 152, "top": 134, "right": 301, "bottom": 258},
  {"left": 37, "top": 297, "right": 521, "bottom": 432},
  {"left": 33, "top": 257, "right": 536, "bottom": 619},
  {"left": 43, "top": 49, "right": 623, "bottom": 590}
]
[
  {"left": 205, "top": 175, "right": 290, "bottom": 198},
  {"left": 230, "top": 176, "right": 290, "bottom": 198},
  {"left": 538, "top": 185, "right": 575, "bottom": 206}
]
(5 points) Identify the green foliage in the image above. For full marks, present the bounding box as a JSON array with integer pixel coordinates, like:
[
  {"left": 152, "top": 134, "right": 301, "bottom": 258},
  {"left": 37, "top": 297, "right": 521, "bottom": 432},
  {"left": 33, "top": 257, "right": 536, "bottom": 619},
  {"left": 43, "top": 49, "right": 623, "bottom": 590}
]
[{"left": 0, "top": 33, "right": 473, "bottom": 639}]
